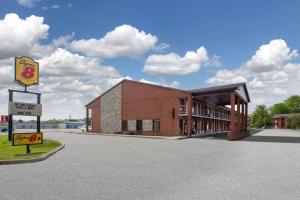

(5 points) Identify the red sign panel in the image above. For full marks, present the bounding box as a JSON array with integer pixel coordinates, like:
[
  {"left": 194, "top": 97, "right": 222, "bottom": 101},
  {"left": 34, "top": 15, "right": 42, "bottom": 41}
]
[{"left": 1, "top": 115, "right": 9, "bottom": 123}]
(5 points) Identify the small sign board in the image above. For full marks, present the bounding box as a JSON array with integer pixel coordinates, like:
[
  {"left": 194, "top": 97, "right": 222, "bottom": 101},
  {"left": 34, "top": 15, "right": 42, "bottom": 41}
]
[
  {"left": 1, "top": 115, "right": 9, "bottom": 123},
  {"left": 9, "top": 102, "right": 42, "bottom": 116},
  {"left": 12, "top": 132, "right": 43, "bottom": 146},
  {"left": 15, "top": 57, "right": 39, "bottom": 86}
]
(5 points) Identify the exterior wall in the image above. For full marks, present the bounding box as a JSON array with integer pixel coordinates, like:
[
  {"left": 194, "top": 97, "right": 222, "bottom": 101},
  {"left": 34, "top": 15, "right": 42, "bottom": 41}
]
[
  {"left": 121, "top": 80, "right": 190, "bottom": 136},
  {"left": 101, "top": 84, "right": 122, "bottom": 134},
  {"left": 274, "top": 117, "right": 288, "bottom": 129},
  {"left": 87, "top": 98, "right": 101, "bottom": 133}
]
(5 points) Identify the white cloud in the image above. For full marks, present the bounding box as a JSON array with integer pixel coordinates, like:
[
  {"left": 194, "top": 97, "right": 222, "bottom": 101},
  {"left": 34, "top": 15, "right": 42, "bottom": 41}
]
[
  {"left": 152, "top": 42, "right": 170, "bottom": 51},
  {"left": 273, "top": 88, "right": 287, "bottom": 95},
  {"left": 50, "top": 4, "right": 61, "bottom": 9},
  {"left": 0, "top": 13, "right": 49, "bottom": 59},
  {"left": 0, "top": 13, "right": 135, "bottom": 119},
  {"left": 206, "top": 69, "right": 247, "bottom": 85},
  {"left": 139, "top": 79, "right": 180, "bottom": 88},
  {"left": 206, "top": 39, "right": 300, "bottom": 112},
  {"left": 254, "top": 71, "right": 288, "bottom": 83},
  {"left": 16, "top": 0, "right": 40, "bottom": 8},
  {"left": 43, "top": 4, "right": 62, "bottom": 10},
  {"left": 71, "top": 24, "right": 157, "bottom": 58},
  {"left": 246, "top": 39, "right": 297, "bottom": 73},
  {"left": 143, "top": 47, "right": 210, "bottom": 75}
]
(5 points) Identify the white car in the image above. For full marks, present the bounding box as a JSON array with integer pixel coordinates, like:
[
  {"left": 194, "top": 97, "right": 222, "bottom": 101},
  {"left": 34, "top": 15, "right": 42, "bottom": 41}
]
[{"left": 80, "top": 125, "right": 91, "bottom": 132}]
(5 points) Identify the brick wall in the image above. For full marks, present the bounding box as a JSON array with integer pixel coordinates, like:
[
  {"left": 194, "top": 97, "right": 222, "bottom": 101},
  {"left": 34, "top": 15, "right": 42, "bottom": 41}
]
[
  {"left": 121, "top": 80, "right": 190, "bottom": 136},
  {"left": 87, "top": 98, "right": 101, "bottom": 133}
]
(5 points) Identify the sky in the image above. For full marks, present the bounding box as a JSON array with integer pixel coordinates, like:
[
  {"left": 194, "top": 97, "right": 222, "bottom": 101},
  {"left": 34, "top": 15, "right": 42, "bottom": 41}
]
[{"left": 0, "top": 0, "right": 300, "bottom": 120}]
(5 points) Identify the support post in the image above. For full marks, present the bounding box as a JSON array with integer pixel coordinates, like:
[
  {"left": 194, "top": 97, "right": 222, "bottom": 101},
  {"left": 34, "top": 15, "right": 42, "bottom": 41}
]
[
  {"left": 241, "top": 101, "right": 245, "bottom": 130},
  {"left": 8, "top": 90, "right": 13, "bottom": 141},
  {"left": 245, "top": 103, "right": 248, "bottom": 130},
  {"left": 237, "top": 97, "right": 241, "bottom": 131},
  {"left": 37, "top": 94, "right": 41, "bottom": 133},
  {"left": 187, "top": 95, "right": 192, "bottom": 137},
  {"left": 230, "top": 92, "right": 236, "bottom": 132},
  {"left": 26, "top": 144, "right": 31, "bottom": 154}
]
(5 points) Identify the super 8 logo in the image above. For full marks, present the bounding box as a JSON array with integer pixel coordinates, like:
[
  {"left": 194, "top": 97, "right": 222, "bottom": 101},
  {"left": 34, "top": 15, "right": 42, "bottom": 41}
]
[{"left": 21, "top": 65, "right": 35, "bottom": 79}]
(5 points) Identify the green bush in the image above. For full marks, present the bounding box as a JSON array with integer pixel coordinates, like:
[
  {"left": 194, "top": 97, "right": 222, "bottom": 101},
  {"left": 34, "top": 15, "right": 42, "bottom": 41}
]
[{"left": 287, "top": 115, "right": 300, "bottom": 130}]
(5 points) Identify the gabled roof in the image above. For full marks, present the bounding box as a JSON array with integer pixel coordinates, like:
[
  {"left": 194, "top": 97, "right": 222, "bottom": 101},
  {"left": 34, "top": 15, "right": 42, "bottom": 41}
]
[
  {"left": 272, "top": 113, "right": 300, "bottom": 119},
  {"left": 86, "top": 80, "right": 251, "bottom": 107},
  {"left": 85, "top": 79, "right": 188, "bottom": 107},
  {"left": 189, "top": 82, "right": 250, "bottom": 102}
]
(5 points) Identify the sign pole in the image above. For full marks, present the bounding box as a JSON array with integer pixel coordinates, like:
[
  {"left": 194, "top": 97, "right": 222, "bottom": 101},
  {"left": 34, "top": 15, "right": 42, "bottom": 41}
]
[
  {"left": 37, "top": 94, "right": 41, "bottom": 133},
  {"left": 8, "top": 90, "right": 13, "bottom": 141},
  {"left": 26, "top": 144, "right": 30, "bottom": 154}
]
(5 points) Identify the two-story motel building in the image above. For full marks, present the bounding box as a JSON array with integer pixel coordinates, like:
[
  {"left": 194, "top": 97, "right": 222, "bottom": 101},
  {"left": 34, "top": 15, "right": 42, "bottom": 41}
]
[{"left": 86, "top": 80, "right": 250, "bottom": 139}]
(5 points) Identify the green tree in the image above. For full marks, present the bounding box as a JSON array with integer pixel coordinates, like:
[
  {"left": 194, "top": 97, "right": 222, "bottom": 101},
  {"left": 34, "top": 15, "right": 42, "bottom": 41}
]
[
  {"left": 284, "top": 95, "right": 300, "bottom": 113},
  {"left": 269, "top": 103, "right": 290, "bottom": 116},
  {"left": 45, "top": 119, "right": 65, "bottom": 124},
  {"left": 250, "top": 104, "right": 272, "bottom": 128},
  {"left": 287, "top": 114, "right": 300, "bottom": 129}
]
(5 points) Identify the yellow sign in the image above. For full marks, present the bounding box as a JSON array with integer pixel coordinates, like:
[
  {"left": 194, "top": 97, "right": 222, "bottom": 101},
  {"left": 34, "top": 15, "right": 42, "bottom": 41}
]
[
  {"left": 15, "top": 57, "right": 39, "bottom": 86},
  {"left": 12, "top": 133, "right": 43, "bottom": 146}
]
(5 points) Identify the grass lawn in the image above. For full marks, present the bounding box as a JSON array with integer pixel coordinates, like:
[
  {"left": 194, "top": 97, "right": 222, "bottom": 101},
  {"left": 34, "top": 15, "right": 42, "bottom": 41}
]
[{"left": 0, "top": 135, "right": 62, "bottom": 160}]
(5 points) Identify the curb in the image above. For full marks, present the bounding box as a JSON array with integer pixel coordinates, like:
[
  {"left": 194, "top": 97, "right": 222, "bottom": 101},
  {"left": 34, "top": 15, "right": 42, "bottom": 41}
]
[
  {"left": 102, "top": 134, "right": 189, "bottom": 140},
  {"left": 75, "top": 132, "right": 190, "bottom": 140},
  {"left": 0, "top": 141, "right": 65, "bottom": 165}
]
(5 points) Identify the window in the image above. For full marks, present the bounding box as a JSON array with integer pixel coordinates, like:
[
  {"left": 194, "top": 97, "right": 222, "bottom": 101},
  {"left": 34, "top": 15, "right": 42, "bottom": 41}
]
[
  {"left": 136, "top": 120, "right": 143, "bottom": 131},
  {"left": 153, "top": 120, "right": 160, "bottom": 132},
  {"left": 122, "top": 120, "right": 128, "bottom": 131},
  {"left": 180, "top": 98, "right": 185, "bottom": 105}
]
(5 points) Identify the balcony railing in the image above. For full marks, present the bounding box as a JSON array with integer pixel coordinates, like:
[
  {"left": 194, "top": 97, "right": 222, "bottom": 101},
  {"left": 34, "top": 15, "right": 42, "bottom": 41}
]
[
  {"left": 179, "top": 104, "right": 230, "bottom": 121},
  {"left": 192, "top": 111, "right": 230, "bottom": 121},
  {"left": 179, "top": 105, "right": 188, "bottom": 115}
]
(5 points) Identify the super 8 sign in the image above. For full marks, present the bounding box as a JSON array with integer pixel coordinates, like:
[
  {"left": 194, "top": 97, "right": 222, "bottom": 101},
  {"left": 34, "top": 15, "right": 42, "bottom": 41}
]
[
  {"left": 15, "top": 57, "right": 39, "bottom": 86},
  {"left": 12, "top": 133, "right": 43, "bottom": 146}
]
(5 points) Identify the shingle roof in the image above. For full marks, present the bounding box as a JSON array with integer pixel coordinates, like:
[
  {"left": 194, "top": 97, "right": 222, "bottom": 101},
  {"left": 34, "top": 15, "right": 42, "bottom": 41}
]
[
  {"left": 189, "top": 82, "right": 245, "bottom": 93},
  {"left": 272, "top": 113, "right": 300, "bottom": 119},
  {"left": 189, "top": 82, "right": 250, "bottom": 102}
]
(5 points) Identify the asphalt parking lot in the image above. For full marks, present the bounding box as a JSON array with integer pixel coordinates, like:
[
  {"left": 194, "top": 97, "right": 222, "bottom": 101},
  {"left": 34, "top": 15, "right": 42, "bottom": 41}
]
[{"left": 0, "top": 129, "right": 300, "bottom": 200}]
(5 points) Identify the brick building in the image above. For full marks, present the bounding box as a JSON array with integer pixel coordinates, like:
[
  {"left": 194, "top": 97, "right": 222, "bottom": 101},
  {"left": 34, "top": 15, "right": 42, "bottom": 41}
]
[
  {"left": 86, "top": 80, "right": 250, "bottom": 139},
  {"left": 272, "top": 114, "right": 300, "bottom": 128}
]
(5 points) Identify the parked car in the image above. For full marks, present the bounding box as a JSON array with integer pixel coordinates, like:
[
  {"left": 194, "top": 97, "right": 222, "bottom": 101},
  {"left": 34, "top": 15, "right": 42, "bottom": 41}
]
[
  {"left": 80, "top": 125, "right": 91, "bottom": 132},
  {"left": 0, "top": 125, "right": 8, "bottom": 133}
]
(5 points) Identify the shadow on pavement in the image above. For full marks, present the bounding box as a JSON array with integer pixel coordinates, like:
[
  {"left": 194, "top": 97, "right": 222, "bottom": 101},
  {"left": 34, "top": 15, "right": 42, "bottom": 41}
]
[
  {"left": 191, "top": 132, "right": 227, "bottom": 140},
  {"left": 249, "top": 129, "right": 264, "bottom": 135},
  {"left": 243, "top": 136, "right": 300, "bottom": 144}
]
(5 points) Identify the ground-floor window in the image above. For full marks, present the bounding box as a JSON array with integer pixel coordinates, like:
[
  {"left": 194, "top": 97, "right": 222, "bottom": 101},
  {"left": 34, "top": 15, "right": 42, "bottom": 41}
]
[
  {"left": 153, "top": 120, "right": 160, "bottom": 132},
  {"left": 122, "top": 120, "right": 128, "bottom": 131},
  {"left": 136, "top": 120, "right": 143, "bottom": 131}
]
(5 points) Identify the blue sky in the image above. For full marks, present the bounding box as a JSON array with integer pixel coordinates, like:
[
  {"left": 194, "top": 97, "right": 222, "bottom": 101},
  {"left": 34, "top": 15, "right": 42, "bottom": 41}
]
[{"left": 0, "top": 0, "right": 300, "bottom": 119}]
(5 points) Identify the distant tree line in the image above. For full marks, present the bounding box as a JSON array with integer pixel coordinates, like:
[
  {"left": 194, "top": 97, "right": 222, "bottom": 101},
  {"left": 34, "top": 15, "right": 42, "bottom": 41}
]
[{"left": 250, "top": 95, "right": 300, "bottom": 129}]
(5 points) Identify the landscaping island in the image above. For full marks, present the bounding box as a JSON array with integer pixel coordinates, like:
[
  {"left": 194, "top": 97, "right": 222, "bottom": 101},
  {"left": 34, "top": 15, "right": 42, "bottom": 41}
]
[{"left": 0, "top": 135, "right": 63, "bottom": 162}]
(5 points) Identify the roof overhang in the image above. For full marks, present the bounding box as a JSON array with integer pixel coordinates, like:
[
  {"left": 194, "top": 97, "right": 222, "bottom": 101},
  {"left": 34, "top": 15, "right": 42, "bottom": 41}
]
[{"left": 190, "top": 83, "right": 250, "bottom": 105}]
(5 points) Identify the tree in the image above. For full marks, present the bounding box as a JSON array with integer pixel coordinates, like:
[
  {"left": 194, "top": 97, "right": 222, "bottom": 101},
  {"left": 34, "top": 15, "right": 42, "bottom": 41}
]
[
  {"left": 250, "top": 105, "right": 272, "bottom": 128},
  {"left": 269, "top": 103, "right": 289, "bottom": 116},
  {"left": 287, "top": 114, "right": 300, "bottom": 129},
  {"left": 45, "top": 119, "right": 65, "bottom": 124},
  {"left": 285, "top": 95, "right": 300, "bottom": 113}
]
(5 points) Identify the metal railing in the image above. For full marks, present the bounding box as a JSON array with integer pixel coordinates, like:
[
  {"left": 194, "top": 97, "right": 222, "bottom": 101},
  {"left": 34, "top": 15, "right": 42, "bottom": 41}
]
[{"left": 192, "top": 110, "right": 230, "bottom": 121}]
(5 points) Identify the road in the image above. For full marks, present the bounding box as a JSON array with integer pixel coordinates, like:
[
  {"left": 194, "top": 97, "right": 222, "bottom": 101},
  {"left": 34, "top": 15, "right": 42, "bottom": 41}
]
[{"left": 1, "top": 129, "right": 300, "bottom": 200}]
